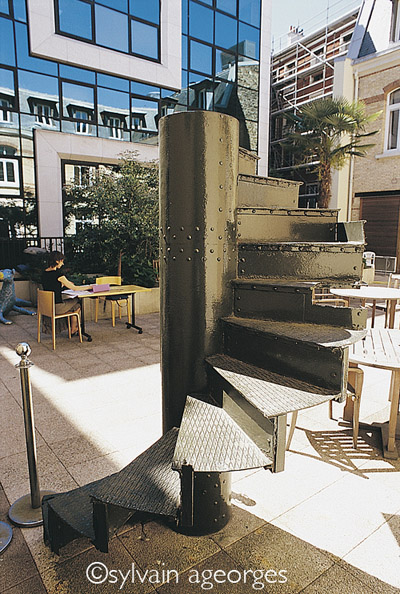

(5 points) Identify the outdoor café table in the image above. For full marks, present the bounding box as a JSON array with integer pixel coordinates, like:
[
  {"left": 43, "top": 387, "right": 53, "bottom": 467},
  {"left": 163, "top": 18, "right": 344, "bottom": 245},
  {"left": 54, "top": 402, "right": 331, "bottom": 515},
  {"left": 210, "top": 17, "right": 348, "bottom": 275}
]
[
  {"left": 330, "top": 286, "right": 400, "bottom": 328},
  {"left": 63, "top": 284, "right": 151, "bottom": 341},
  {"left": 348, "top": 328, "right": 400, "bottom": 459}
]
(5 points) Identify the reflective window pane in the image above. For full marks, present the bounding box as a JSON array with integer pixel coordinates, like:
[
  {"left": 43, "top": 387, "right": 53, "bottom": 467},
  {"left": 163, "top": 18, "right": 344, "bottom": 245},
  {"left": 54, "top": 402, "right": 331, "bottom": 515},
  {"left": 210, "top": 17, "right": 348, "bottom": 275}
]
[
  {"left": 98, "top": 87, "right": 129, "bottom": 126},
  {"left": 214, "top": 80, "right": 235, "bottom": 111},
  {"left": 215, "top": 12, "right": 237, "bottom": 50},
  {"left": 18, "top": 71, "right": 59, "bottom": 114},
  {"left": 13, "top": 0, "right": 27, "bottom": 22},
  {"left": 131, "top": 81, "right": 160, "bottom": 97},
  {"left": 182, "top": 0, "right": 188, "bottom": 35},
  {"left": 62, "top": 82, "right": 94, "bottom": 119},
  {"left": 60, "top": 64, "right": 95, "bottom": 85},
  {"left": 216, "top": 0, "right": 236, "bottom": 16},
  {"left": 95, "top": 5, "right": 128, "bottom": 52},
  {"left": 131, "top": 97, "right": 159, "bottom": 131},
  {"left": 0, "top": 67, "right": 15, "bottom": 102},
  {"left": 131, "top": 20, "right": 158, "bottom": 59},
  {"left": 129, "top": 0, "right": 160, "bottom": 25},
  {"left": 215, "top": 49, "right": 236, "bottom": 80},
  {"left": 98, "top": 73, "right": 129, "bottom": 92},
  {"left": 238, "top": 22, "right": 259, "bottom": 59},
  {"left": 239, "top": 0, "right": 260, "bottom": 28},
  {"left": 97, "top": 0, "right": 127, "bottom": 12},
  {"left": 58, "top": 0, "right": 93, "bottom": 40},
  {"left": 190, "top": 40, "right": 212, "bottom": 75},
  {"left": 390, "top": 89, "right": 400, "bottom": 105},
  {"left": 15, "top": 23, "right": 57, "bottom": 74},
  {"left": 187, "top": 76, "right": 214, "bottom": 110},
  {"left": 189, "top": 1, "right": 213, "bottom": 43},
  {"left": 0, "top": 0, "right": 10, "bottom": 15},
  {"left": 0, "top": 17, "right": 15, "bottom": 66},
  {"left": 182, "top": 35, "right": 188, "bottom": 70},
  {"left": 237, "top": 58, "right": 259, "bottom": 90}
]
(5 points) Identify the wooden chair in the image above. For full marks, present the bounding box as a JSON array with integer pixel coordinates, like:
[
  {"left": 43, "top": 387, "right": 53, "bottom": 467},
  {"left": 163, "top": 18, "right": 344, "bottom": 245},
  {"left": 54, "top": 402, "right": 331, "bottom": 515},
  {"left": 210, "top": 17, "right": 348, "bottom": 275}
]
[
  {"left": 94, "top": 276, "right": 131, "bottom": 327},
  {"left": 312, "top": 287, "right": 348, "bottom": 307},
  {"left": 37, "top": 289, "right": 82, "bottom": 350},
  {"left": 286, "top": 365, "right": 364, "bottom": 450}
]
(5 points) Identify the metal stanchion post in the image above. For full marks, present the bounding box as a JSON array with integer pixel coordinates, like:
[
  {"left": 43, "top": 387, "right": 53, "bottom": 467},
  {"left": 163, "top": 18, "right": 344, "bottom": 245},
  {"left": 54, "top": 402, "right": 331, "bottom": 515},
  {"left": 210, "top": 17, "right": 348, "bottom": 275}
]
[
  {"left": 8, "top": 343, "right": 54, "bottom": 527},
  {"left": 0, "top": 522, "right": 12, "bottom": 553}
]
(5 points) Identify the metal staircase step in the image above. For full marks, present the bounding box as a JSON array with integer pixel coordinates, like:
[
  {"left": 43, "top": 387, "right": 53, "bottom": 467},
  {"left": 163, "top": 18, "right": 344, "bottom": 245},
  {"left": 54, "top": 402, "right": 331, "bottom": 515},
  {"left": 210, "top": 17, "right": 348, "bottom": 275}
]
[
  {"left": 172, "top": 396, "right": 272, "bottom": 472},
  {"left": 232, "top": 278, "right": 367, "bottom": 330},
  {"left": 238, "top": 174, "right": 301, "bottom": 208},
  {"left": 238, "top": 241, "right": 363, "bottom": 280},
  {"left": 42, "top": 429, "right": 180, "bottom": 554},
  {"left": 237, "top": 207, "right": 338, "bottom": 242},
  {"left": 222, "top": 316, "right": 366, "bottom": 394},
  {"left": 206, "top": 354, "right": 337, "bottom": 418}
]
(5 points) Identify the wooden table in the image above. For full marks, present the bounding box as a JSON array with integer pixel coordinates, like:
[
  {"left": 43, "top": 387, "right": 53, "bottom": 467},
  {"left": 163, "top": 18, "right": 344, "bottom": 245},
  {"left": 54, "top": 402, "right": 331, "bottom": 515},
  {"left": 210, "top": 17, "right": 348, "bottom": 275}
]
[
  {"left": 64, "top": 284, "right": 151, "bottom": 341},
  {"left": 331, "top": 286, "right": 400, "bottom": 328},
  {"left": 349, "top": 329, "right": 400, "bottom": 459}
]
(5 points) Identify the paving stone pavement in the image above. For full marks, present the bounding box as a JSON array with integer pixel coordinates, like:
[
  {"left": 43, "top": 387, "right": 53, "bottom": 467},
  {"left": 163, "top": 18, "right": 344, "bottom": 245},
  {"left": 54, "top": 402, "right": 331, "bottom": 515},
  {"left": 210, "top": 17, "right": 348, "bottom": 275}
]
[{"left": 0, "top": 310, "right": 399, "bottom": 593}]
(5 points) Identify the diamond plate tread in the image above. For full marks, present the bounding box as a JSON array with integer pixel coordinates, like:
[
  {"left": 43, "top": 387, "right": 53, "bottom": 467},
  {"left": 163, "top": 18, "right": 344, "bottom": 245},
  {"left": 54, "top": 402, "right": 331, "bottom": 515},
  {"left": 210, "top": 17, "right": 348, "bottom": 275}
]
[
  {"left": 90, "top": 428, "right": 180, "bottom": 518},
  {"left": 206, "top": 354, "right": 337, "bottom": 418},
  {"left": 172, "top": 396, "right": 272, "bottom": 472},
  {"left": 222, "top": 316, "right": 367, "bottom": 348},
  {"left": 44, "top": 478, "right": 105, "bottom": 540}
]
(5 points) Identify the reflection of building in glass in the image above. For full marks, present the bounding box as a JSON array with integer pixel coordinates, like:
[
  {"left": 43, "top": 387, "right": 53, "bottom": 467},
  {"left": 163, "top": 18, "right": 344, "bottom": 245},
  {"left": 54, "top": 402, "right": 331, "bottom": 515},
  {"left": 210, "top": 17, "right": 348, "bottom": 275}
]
[
  {"left": 0, "top": 0, "right": 270, "bottom": 239},
  {"left": 269, "top": 8, "right": 360, "bottom": 208}
]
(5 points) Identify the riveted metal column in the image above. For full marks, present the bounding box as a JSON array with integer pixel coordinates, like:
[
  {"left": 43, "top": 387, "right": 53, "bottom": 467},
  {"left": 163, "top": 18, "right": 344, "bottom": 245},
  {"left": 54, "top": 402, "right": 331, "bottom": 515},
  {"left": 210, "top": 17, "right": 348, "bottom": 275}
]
[{"left": 159, "top": 111, "right": 239, "bottom": 431}]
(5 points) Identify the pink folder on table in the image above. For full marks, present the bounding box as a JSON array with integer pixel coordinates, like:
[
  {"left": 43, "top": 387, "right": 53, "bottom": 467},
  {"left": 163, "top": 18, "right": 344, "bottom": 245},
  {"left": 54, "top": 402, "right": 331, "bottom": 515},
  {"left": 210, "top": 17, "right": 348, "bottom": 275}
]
[{"left": 92, "top": 284, "right": 110, "bottom": 292}]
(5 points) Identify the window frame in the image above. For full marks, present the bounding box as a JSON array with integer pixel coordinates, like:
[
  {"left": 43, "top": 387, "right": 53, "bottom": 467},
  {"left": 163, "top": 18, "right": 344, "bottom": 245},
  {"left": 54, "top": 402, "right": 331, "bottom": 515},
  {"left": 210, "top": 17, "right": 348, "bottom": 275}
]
[
  {"left": 54, "top": 0, "right": 161, "bottom": 62},
  {"left": 0, "top": 157, "right": 20, "bottom": 188},
  {"left": 385, "top": 88, "right": 400, "bottom": 153}
]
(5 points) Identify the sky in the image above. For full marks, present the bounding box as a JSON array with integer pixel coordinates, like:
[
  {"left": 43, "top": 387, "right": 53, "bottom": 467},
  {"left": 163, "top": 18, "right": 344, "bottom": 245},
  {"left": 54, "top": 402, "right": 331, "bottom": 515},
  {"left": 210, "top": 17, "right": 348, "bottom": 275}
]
[{"left": 271, "top": 0, "right": 362, "bottom": 52}]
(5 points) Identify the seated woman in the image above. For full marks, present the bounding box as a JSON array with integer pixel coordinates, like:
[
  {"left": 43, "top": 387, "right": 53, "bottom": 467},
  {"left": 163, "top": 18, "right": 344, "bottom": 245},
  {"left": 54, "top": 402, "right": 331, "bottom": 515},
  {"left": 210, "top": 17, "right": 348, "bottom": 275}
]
[{"left": 41, "top": 250, "right": 92, "bottom": 336}]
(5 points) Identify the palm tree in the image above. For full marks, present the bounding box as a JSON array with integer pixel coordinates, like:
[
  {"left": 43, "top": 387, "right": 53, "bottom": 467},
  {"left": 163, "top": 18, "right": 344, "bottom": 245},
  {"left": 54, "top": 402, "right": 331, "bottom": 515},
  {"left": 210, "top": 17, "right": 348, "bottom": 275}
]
[{"left": 282, "top": 97, "right": 380, "bottom": 208}]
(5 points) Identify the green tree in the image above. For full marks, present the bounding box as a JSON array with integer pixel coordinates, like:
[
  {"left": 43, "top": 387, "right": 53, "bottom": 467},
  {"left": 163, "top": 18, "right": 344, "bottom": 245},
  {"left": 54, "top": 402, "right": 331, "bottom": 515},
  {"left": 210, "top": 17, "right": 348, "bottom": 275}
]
[
  {"left": 64, "top": 152, "right": 159, "bottom": 287},
  {"left": 282, "top": 97, "right": 380, "bottom": 208}
]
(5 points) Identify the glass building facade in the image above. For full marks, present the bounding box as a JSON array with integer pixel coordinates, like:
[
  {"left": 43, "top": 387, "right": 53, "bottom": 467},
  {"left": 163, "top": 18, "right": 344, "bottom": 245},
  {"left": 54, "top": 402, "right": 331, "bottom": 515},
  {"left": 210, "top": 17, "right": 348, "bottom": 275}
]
[{"left": 0, "top": 0, "right": 266, "bottom": 239}]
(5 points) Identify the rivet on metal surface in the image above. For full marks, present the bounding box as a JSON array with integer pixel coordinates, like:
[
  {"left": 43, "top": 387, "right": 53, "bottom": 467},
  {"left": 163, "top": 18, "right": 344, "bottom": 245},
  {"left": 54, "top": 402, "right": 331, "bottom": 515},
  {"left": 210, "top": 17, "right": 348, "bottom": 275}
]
[
  {"left": 219, "top": 185, "right": 223, "bottom": 189},
  {"left": 219, "top": 161, "right": 223, "bottom": 165},
  {"left": 180, "top": 227, "right": 184, "bottom": 231},
  {"left": 210, "top": 227, "right": 214, "bottom": 231},
  {"left": 172, "top": 257, "right": 176, "bottom": 260},
  {"left": 218, "top": 236, "right": 222, "bottom": 240},
  {"left": 210, "top": 249, "right": 214, "bottom": 253},
  {"left": 219, "top": 208, "right": 223, "bottom": 212},
  {"left": 217, "top": 258, "right": 221, "bottom": 262},
  {"left": 237, "top": 233, "right": 241, "bottom": 238},
  {"left": 167, "top": 226, "right": 171, "bottom": 230},
  {"left": 195, "top": 249, "right": 199, "bottom": 253},
  {"left": 240, "top": 269, "right": 245, "bottom": 274},
  {"left": 187, "top": 235, "right": 192, "bottom": 240},
  {"left": 187, "top": 257, "right": 192, "bottom": 261},
  {"left": 195, "top": 226, "right": 200, "bottom": 231},
  {"left": 237, "top": 221, "right": 241, "bottom": 225},
  {"left": 180, "top": 249, "right": 184, "bottom": 253},
  {"left": 173, "top": 235, "right": 176, "bottom": 239},
  {"left": 240, "top": 258, "right": 245, "bottom": 262}
]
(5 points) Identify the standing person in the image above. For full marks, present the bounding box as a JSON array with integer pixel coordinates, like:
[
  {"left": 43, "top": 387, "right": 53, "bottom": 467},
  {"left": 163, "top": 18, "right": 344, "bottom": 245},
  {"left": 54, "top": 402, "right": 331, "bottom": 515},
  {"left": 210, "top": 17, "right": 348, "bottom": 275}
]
[{"left": 41, "top": 250, "right": 92, "bottom": 335}]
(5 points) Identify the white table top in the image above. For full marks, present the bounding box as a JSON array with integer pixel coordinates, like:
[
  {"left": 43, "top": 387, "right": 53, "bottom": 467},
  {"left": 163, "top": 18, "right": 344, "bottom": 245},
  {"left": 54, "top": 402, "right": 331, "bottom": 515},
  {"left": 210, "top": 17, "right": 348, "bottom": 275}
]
[
  {"left": 331, "top": 286, "right": 400, "bottom": 301},
  {"left": 349, "top": 329, "right": 400, "bottom": 370}
]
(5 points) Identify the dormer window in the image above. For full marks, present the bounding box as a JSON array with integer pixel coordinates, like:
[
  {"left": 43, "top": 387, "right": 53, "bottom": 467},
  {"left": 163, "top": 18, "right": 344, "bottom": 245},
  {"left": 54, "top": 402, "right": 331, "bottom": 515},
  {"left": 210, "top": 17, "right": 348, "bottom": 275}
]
[
  {"left": 100, "top": 111, "right": 127, "bottom": 139},
  {"left": 0, "top": 97, "right": 12, "bottom": 122},
  {"left": 67, "top": 105, "right": 94, "bottom": 134},
  {"left": 131, "top": 112, "right": 146, "bottom": 130},
  {"left": 28, "top": 98, "right": 58, "bottom": 127}
]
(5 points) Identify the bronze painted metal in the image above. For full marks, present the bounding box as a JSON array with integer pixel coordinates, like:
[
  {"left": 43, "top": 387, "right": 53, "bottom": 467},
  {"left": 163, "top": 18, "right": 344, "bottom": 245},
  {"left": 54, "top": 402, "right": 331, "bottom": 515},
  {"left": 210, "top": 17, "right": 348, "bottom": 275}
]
[
  {"left": 41, "top": 110, "right": 368, "bottom": 550},
  {"left": 9, "top": 343, "right": 54, "bottom": 527},
  {"left": 159, "top": 111, "right": 239, "bottom": 432}
]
